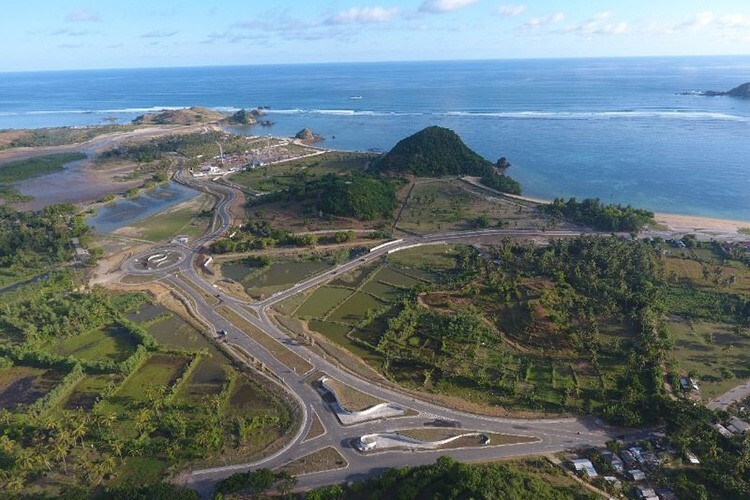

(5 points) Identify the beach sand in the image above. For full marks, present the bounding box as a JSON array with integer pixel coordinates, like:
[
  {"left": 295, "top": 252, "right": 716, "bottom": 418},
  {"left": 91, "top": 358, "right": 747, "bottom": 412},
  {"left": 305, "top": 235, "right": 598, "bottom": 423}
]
[{"left": 505, "top": 189, "right": 750, "bottom": 241}]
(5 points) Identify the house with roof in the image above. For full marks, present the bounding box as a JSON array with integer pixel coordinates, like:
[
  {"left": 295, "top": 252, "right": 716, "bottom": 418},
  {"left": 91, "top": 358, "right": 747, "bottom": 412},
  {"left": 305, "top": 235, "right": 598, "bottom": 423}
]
[{"left": 570, "top": 458, "right": 598, "bottom": 479}]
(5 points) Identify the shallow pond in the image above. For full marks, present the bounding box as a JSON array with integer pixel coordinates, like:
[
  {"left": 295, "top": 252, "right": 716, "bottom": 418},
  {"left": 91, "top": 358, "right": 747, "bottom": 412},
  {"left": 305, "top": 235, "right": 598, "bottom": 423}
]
[{"left": 87, "top": 182, "right": 198, "bottom": 233}]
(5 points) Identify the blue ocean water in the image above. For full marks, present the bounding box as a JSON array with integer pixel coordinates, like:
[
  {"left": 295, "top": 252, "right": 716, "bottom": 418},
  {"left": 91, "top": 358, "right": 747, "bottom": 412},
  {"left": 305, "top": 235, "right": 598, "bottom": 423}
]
[{"left": 1, "top": 57, "right": 749, "bottom": 220}]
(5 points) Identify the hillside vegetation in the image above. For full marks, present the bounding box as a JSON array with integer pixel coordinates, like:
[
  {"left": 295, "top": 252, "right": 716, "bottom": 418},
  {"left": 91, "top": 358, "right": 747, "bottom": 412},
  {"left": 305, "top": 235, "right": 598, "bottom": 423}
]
[{"left": 375, "top": 126, "right": 521, "bottom": 194}]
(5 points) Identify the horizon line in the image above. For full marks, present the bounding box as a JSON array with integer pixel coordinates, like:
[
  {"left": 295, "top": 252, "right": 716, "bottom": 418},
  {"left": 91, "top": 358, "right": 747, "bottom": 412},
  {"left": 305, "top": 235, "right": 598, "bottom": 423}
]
[{"left": 3, "top": 53, "right": 750, "bottom": 75}]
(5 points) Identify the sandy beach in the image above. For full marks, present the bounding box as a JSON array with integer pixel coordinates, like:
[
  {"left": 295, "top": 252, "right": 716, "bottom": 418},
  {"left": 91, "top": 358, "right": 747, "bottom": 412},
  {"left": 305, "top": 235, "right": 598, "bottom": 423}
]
[{"left": 504, "top": 189, "right": 750, "bottom": 241}]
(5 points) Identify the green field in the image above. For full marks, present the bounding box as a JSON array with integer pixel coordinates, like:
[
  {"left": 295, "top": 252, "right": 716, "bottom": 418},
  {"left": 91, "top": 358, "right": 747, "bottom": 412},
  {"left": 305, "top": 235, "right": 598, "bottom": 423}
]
[
  {"left": 115, "top": 354, "right": 188, "bottom": 401},
  {"left": 224, "top": 259, "right": 333, "bottom": 298},
  {"left": 396, "top": 179, "right": 546, "bottom": 234},
  {"left": 49, "top": 324, "right": 138, "bottom": 362},
  {"left": 295, "top": 286, "right": 353, "bottom": 318},
  {"left": 386, "top": 244, "right": 461, "bottom": 274},
  {"left": 0, "top": 152, "right": 86, "bottom": 183},
  {"left": 668, "top": 317, "right": 750, "bottom": 399},
  {"left": 328, "top": 292, "right": 387, "bottom": 325},
  {"left": 230, "top": 151, "right": 376, "bottom": 192}
]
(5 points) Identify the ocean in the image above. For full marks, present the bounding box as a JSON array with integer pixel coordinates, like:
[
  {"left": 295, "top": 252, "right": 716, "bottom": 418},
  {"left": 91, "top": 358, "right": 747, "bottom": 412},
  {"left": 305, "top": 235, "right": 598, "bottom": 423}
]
[{"left": 1, "top": 57, "right": 749, "bottom": 221}]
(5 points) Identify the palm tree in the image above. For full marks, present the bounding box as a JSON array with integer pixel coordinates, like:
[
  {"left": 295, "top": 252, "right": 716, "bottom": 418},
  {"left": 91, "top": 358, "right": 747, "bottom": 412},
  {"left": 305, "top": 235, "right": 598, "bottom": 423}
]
[
  {"left": 16, "top": 448, "right": 37, "bottom": 471},
  {"left": 0, "top": 435, "right": 16, "bottom": 454},
  {"left": 5, "top": 473, "right": 25, "bottom": 495}
]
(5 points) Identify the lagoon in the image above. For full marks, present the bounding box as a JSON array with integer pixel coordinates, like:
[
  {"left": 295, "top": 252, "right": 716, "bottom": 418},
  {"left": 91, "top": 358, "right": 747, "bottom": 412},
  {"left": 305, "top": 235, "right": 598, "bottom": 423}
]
[{"left": 87, "top": 182, "right": 198, "bottom": 233}]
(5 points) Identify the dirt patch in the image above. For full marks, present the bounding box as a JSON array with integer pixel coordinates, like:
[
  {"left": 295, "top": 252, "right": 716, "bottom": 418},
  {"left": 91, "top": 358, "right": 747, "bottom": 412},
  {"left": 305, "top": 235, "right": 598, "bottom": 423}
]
[
  {"left": 320, "top": 376, "right": 384, "bottom": 412},
  {"left": 303, "top": 411, "right": 326, "bottom": 442},
  {"left": 275, "top": 447, "right": 347, "bottom": 476}
]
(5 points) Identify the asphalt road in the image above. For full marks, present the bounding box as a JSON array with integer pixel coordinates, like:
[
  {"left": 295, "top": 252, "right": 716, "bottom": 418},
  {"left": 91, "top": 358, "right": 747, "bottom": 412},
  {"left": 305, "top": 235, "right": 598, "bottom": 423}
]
[{"left": 122, "top": 172, "right": 644, "bottom": 497}]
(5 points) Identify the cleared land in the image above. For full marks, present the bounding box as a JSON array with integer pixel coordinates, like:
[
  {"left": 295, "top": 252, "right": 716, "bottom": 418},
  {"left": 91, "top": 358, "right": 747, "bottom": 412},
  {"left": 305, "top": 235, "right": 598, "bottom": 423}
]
[{"left": 396, "top": 179, "right": 547, "bottom": 234}]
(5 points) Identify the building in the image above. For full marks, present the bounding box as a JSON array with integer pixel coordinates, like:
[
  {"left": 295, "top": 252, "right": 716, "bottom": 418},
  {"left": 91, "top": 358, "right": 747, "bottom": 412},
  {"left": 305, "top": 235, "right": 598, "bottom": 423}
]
[
  {"left": 686, "top": 451, "right": 700, "bottom": 465},
  {"left": 636, "top": 486, "right": 658, "bottom": 500},
  {"left": 728, "top": 417, "right": 750, "bottom": 435},
  {"left": 714, "top": 423, "right": 735, "bottom": 438},
  {"left": 602, "top": 451, "right": 625, "bottom": 473},
  {"left": 620, "top": 449, "right": 638, "bottom": 469},
  {"left": 628, "top": 469, "right": 647, "bottom": 481},
  {"left": 570, "top": 458, "right": 598, "bottom": 478}
]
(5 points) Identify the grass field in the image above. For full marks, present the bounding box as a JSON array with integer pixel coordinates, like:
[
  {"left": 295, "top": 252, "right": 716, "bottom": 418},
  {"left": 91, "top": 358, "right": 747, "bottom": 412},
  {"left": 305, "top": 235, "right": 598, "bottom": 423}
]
[
  {"left": 49, "top": 324, "right": 138, "bottom": 362},
  {"left": 668, "top": 316, "right": 750, "bottom": 399},
  {"left": 0, "top": 152, "right": 86, "bottom": 183},
  {"left": 386, "top": 244, "right": 461, "bottom": 274},
  {"left": 222, "top": 259, "right": 333, "bottom": 299},
  {"left": 231, "top": 151, "right": 376, "bottom": 192},
  {"left": 327, "top": 292, "right": 387, "bottom": 325},
  {"left": 115, "top": 354, "right": 188, "bottom": 401},
  {"left": 295, "top": 286, "right": 353, "bottom": 318},
  {"left": 396, "top": 179, "right": 546, "bottom": 234}
]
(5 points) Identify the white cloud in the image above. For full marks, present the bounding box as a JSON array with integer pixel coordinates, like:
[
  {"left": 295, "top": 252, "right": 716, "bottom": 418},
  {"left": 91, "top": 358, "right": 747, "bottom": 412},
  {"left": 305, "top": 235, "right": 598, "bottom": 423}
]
[
  {"left": 419, "top": 0, "right": 478, "bottom": 14},
  {"left": 141, "top": 31, "right": 179, "bottom": 38},
  {"left": 679, "top": 11, "right": 715, "bottom": 30},
  {"left": 719, "top": 13, "right": 750, "bottom": 28},
  {"left": 324, "top": 7, "right": 399, "bottom": 25},
  {"left": 65, "top": 9, "right": 101, "bottom": 22},
  {"left": 565, "top": 12, "right": 629, "bottom": 36},
  {"left": 522, "top": 12, "right": 564, "bottom": 29},
  {"left": 496, "top": 5, "right": 526, "bottom": 18}
]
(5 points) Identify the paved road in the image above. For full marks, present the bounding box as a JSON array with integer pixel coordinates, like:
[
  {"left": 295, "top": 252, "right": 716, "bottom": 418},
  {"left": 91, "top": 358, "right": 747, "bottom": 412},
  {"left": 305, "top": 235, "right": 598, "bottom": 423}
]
[{"left": 122, "top": 172, "right": 644, "bottom": 496}]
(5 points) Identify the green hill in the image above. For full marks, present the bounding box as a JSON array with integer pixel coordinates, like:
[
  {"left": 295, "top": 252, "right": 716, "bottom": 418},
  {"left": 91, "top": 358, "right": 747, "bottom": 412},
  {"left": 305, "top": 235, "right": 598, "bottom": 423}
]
[
  {"left": 375, "top": 126, "right": 521, "bottom": 194},
  {"left": 375, "top": 126, "right": 494, "bottom": 176}
]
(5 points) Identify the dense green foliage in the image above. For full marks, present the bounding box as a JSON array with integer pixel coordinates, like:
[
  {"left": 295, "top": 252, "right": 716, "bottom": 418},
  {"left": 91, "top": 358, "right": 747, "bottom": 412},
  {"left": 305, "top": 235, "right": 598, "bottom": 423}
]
[
  {"left": 370, "top": 237, "right": 669, "bottom": 424},
  {"left": 0, "top": 203, "right": 89, "bottom": 272},
  {"left": 541, "top": 197, "right": 654, "bottom": 232},
  {"left": 99, "top": 132, "right": 226, "bottom": 164},
  {"left": 317, "top": 174, "right": 397, "bottom": 220},
  {"left": 210, "top": 221, "right": 320, "bottom": 253},
  {"left": 0, "top": 153, "right": 86, "bottom": 184},
  {"left": 375, "top": 126, "right": 493, "bottom": 177},
  {"left": 214, "top": 468, "right": 296, "bottom": 497},
  {"left": 104, "top": 482, "right": 200, "bottom": 500},
  {"left": 305, "top": 456, "right": 592, "bottom": 500},
  {"left": 480, "top": 170, "right": 522, "bottom": 195},
  {"left": 661, "top": 400, "right": 750, "bottom": 499}
]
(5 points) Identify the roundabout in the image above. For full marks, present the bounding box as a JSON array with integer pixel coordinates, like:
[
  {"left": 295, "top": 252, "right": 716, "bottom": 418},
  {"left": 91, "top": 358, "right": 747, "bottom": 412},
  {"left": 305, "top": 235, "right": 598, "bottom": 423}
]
[{"left": 127, "top": 249, "right": 185, "bottom": 273}]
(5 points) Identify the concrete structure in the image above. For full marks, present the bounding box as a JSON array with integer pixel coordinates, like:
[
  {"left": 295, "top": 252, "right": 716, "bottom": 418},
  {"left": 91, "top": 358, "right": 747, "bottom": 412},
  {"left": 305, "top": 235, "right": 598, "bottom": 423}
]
[
  {"left": 602, "top": 450, "right": 624, "bottom": 473},
  {"left": 318, "top": 377, "right": 407, "bottom": 425},
  {"left": 728, "top": 417, "right": 750, "bottom": 434},
  {"left": 686, "top": 451, "right": 700, "bottom": 465},
  {"left": 628, "top": 469, "right": 646, "bottom": 481},
  {"left": 636, "top": 486, "right": 658, "bottom": 500},
  {"left": 714, "top": 423, "right": 735, "bottom": 438},
  {"left": 570, "top": 458, "right": 597, "bottom": 478}
]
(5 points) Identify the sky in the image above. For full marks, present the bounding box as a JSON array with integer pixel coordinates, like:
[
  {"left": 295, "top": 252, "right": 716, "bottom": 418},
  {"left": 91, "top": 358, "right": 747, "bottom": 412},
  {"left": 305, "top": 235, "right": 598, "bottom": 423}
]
[{"left": 2, "top": 0, "right": 750, "bottom": 71}]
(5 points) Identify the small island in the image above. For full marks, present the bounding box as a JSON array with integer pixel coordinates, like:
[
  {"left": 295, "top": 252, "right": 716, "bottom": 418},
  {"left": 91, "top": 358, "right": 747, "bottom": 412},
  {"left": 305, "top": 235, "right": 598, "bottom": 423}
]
[{"left": 683, "top": 82, "right": 750, "bottom": 98}]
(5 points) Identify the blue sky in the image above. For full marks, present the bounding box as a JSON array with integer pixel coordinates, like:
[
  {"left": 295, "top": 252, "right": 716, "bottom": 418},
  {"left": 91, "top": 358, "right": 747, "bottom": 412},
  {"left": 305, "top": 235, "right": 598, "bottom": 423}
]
[{"left": 2, "top": 0, "right": 750, "bottom": 71}]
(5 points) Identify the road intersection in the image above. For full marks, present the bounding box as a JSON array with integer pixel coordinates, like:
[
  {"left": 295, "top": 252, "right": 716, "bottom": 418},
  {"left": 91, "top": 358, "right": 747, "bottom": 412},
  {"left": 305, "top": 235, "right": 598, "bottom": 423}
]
[{"left": 122, "top": 171, "right": 643, "bottom": 496}]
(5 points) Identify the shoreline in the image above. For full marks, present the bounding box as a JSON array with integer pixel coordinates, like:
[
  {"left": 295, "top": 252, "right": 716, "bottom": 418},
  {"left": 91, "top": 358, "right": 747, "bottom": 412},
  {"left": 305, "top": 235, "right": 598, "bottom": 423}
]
[
  {"left": 505, "top": 192, "right": 750, "bottom": 241},
  {"left": 3, "top": 122, "right": 749, "bottom": 241}
]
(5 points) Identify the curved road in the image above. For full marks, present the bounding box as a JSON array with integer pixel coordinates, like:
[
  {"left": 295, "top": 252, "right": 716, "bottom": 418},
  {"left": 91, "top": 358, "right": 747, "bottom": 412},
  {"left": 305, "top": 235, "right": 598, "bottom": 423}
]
[{"left": 124, "top": 171, "right": 645, "bottom": 496}]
